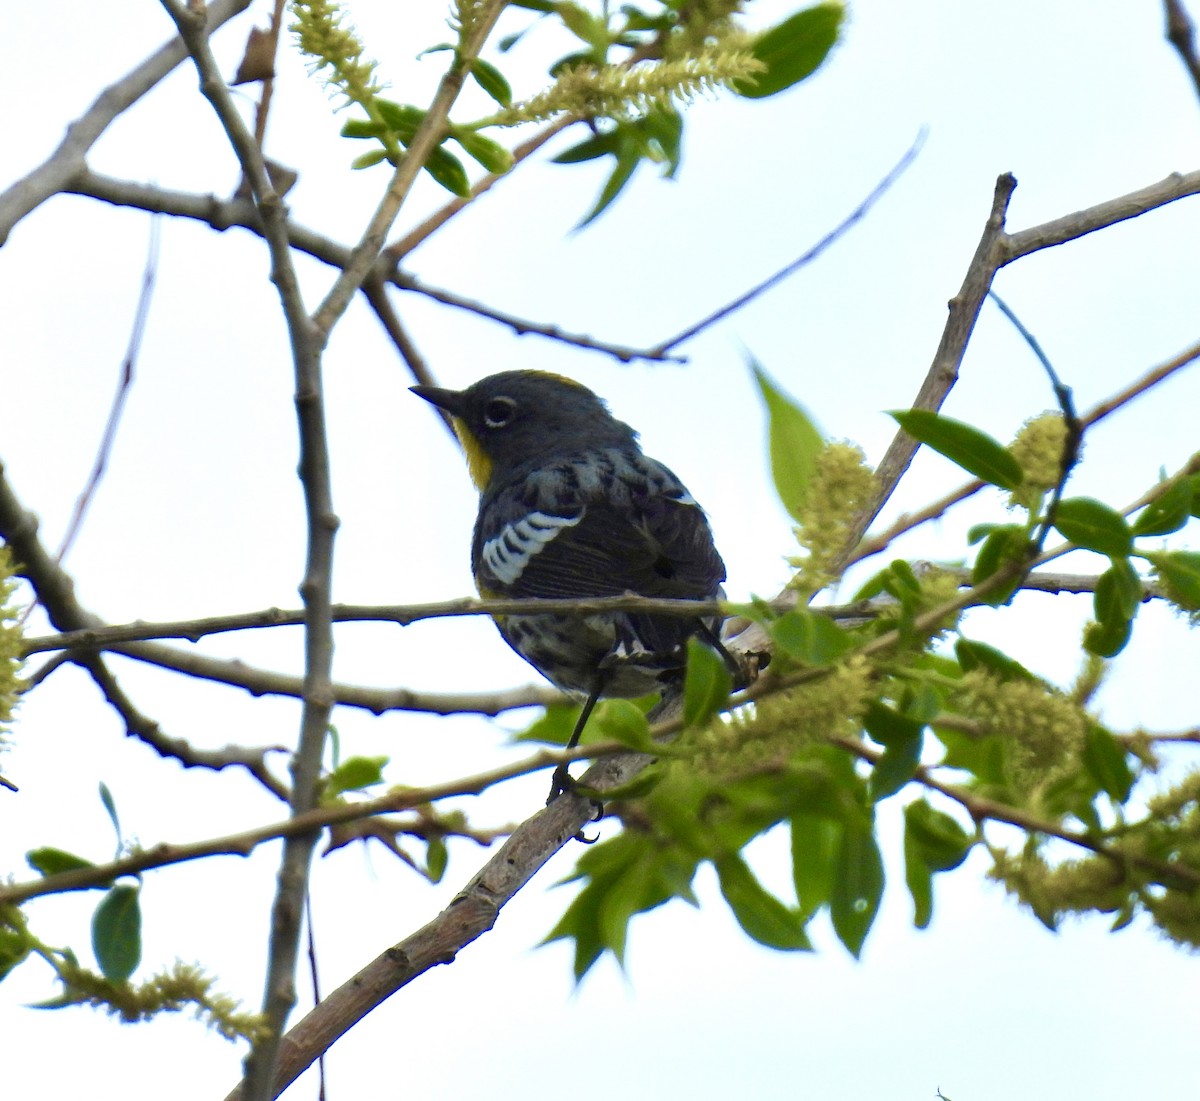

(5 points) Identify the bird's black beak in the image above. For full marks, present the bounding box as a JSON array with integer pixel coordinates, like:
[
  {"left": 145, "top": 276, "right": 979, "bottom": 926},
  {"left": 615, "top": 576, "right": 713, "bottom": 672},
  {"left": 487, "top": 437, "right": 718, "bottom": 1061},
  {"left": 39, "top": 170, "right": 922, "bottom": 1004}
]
[{"left": 410, "top": 384, "right": 468, "bottom": 417}]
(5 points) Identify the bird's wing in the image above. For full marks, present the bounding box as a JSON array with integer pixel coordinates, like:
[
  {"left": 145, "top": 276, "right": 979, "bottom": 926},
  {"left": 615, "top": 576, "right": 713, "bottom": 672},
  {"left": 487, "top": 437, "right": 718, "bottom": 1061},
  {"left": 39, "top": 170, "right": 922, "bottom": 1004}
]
[{"left": 475, "top": 482, "right": 724, "bottom": 603}]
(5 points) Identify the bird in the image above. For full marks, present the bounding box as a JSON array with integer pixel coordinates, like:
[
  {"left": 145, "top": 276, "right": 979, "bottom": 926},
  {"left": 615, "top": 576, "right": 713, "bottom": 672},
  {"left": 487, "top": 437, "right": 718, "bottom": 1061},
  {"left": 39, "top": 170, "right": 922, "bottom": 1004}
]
[{"left": 411, "top": 370, "right": 728, "bottom": 801}]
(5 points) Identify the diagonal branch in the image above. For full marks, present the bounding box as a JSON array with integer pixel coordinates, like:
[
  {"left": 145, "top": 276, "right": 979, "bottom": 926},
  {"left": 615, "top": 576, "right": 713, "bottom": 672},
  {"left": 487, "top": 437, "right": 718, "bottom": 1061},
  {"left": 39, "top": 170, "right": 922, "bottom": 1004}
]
[
  {"left": 1165, "top": 0, "right": 1200, "bottom": 107},
  {"left": 651, "top": 130, "right": 926, "bottom": 354},
  {"left": 311, "top": 0, "right": 509, "bottom": 337},
  {"left": 0, "top": 0, "right": 252, "bottom": 243},
  {"left": 0, "top": 458, "right": 286, "bottom": 790}
]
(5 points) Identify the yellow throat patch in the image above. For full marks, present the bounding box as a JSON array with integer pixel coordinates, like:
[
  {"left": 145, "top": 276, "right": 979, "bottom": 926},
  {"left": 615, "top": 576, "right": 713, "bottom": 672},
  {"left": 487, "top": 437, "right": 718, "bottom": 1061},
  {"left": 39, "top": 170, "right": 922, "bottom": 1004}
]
[{"left": 451, "top": 417, "right": 493, "bottom": 491}]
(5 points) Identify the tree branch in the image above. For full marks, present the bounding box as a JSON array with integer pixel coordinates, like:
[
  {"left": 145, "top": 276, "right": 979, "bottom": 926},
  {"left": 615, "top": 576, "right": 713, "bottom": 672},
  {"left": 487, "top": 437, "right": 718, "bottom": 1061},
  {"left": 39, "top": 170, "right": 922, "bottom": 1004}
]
[
  {"left": 157, "top": 5, "right": 328, "bottom": 1091},
  {"left": 1001, "top": 169, "right": 1200, "bottom": 263},
  {"left": 1165, "top": 0, "right": 1200, "bottom": 108},
  {"left": 0, "top": 739, "right": 622, "bottom": 908},
  {"left": 0, "top": 0, "right": 252, "bottom": 243}
]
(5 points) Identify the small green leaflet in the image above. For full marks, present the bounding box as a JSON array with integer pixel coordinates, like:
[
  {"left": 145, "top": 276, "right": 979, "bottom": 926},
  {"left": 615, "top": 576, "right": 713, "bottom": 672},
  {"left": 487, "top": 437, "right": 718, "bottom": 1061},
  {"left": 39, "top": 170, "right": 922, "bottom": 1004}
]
[{"left": 752, "top": 359, "right": 824, "bottom": 521}]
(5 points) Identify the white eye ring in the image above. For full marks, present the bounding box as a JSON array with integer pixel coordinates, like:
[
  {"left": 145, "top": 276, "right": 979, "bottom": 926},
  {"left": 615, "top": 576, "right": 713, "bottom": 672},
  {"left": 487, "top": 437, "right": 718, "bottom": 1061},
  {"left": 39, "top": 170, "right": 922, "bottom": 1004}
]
[{"left": 484, "top": 397, "right": 517, "bottom": 428}]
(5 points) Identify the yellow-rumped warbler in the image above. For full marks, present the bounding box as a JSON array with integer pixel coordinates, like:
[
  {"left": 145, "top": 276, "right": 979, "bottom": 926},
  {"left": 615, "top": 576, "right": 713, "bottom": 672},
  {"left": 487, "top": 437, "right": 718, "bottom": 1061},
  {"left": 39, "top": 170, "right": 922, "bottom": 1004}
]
[{"left": 412, "top": 370, "right": 728, "bottom": 796}]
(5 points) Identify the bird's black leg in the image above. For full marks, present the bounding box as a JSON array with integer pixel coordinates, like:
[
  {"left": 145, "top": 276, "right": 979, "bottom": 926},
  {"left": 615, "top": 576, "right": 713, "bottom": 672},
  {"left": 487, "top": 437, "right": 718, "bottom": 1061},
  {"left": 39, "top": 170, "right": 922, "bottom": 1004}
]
[
  {"left": 546, "top": 684, "right": 602, "bottom": 805},
  {"left": 696, "top": 620, "right": 754, "bottom": 689}
]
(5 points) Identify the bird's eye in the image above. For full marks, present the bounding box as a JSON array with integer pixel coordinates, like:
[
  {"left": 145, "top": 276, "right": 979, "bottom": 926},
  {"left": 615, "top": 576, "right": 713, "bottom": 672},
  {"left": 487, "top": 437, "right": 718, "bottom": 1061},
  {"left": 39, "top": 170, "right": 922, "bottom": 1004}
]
[{"left": 483, "top": 397, "right": 517, "bottom": 428}]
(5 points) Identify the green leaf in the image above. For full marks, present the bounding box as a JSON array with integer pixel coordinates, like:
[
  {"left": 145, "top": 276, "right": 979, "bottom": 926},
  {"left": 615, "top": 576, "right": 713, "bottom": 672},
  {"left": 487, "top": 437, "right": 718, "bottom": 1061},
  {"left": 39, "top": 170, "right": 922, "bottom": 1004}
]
[
  {"left": 26, "top": 847, "right": 98, "bottom": 879},
  {"left": 790, "top": 814, "right": 840, "bottom": 921},
  {"left": 375, "top": 99, "right": 425, "bottom": 143},
  {"left": 351, "top": 149, "right": 389, "bottom": 170},
  {"left": 1081, "top": 725, "right": 1134, "bottom": 804},
  {"left": 869, "top": 732, "right": 923, "bottom": 803},
  {"left": 905, "top": 800, "right": 973, "bottom": 871},
  {"left": 1147, "top": 549, "right": 1200, "bottom": 609},
  {"left": 890, "top": 409, "right": 1024, "bottom": 490},
  {"left": 470, "top": 57, "right": 513, "bottom": 106},
  {"left": 423, "top": 145, "right": 472, "bottom": 197},
  {"left": 592, "top": 699, "right": 652, "bottom": 751},
  {"left": 99, "top": 782, "right": 121, "bottom": 848},
  {"left": 829, "top": 826, "right": 884, "bottom": 957},
  {"left": 551, "top": 129, "right": 621, "bottom": 164},
  {"left": 752, "top": 360, "right": 824, "bottom": 521},
  {"left": 513, "top": 701, "right": 582, "bottom": 744},
  {"left": 1132, "top": 478, "right": 1193, "bottom": 536},
  {"left": 682, "top": 637, "right": 732, "bottom": 729},
  {"left": 425, "top": 836, "right": 448, "bottom": 883},
  {"left": 1053, "top": 497, "right": 1133, "bottom": 557},
  {"left": 733, "top": 3, "right": 844, "bottom": 99},
  {"left": 340, "top": 117, "right": 387, "bottom": 140},
  {"left": 903, "top": 800, "right": 973, "bottom": 929},
  {"left": 577, "top": 140, "right": 641, "bottom": 226},
  {"left": 1083, "top": 615, "right": 1133, "bottom": 658},
  {"left": 971, "top": 524, "right": 1028, "bottom": 605},
  {"left": 862, "top": 700, "right": 924, "bottom": 746},
  {"left": 0, "top": 922, "right": 32, "bottom": 982},
  {"left": 555, "top": 0, "right": 605, "bottom": 48},
  {"left": 714, "top": 854, "right": 812, "bottom": 950},
  {"left": 954, "top": 637, "right": 1033, "bottom": 681},
  {"left": 451, "top": 128, "right": 514, "bottom": 175},
  {"left": 325, "top": 755, "right": 389, "bottom": 798},
  {"left": 92, "top": 884, "right": 142, "bottom": 984},
  {"left": 769, "top": 609, "right": 854, "bottom": 665},
  {"left": 1093, "top": 559, "right": 1141, "bottom": 624}
]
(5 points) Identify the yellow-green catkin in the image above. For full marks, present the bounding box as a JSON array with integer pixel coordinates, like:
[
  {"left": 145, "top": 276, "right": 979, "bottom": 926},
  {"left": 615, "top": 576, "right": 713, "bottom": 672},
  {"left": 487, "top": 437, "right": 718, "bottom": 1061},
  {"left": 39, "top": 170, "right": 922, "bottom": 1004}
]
[
  {"left": 789, "top": 442, "right": 876, "bottom": 594},
  {"left": 955, "top": 670, "right": 1087, "bottom": 791},
  {"left": 0, "top": 546, "right": 25, "bottom": 739},
  {"left": 988, "top": 847, "right": 1129, "bottom": 922},
  {"left": 685, "top": 656, "right": 873, "bottom": 779},
  {"left": 482, "top": 47, "right": 764, "bottom": 127},
  {"left": 1008, "top": 413, "right": 1070, "bottom": 511},
  {"left": 289, "top": 0, "right": 382, "bottom": 110},
  {"left": 1146, "top": 551, "right": 1200, "bottom": 626},
  {"left": 56, "top": 958, "right": 269, "bottom": 1044}
]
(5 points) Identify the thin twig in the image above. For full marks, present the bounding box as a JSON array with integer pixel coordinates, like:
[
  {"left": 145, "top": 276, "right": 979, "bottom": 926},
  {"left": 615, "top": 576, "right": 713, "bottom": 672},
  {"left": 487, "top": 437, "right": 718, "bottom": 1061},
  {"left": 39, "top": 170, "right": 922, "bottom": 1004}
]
[
  {"left": 382, "top": 117, "right": 577, "bottom": 261},
  {"left": 54, "top": 215, "right": 161, "bottom": 566},
  {"left": 0, "top": 739, "right": 623, "bottom": 908},
  {"left": 387, "top": 271, "right": 685, "bottom": 362},
  {"left": 651, "top": 129, "right": 927, "bottom": 354},
  {"left": 70, "top": 172, "right": 682, "bottom": 365},
  {"left": 0, "top": 459, "right": 290, "bottom": 793}
]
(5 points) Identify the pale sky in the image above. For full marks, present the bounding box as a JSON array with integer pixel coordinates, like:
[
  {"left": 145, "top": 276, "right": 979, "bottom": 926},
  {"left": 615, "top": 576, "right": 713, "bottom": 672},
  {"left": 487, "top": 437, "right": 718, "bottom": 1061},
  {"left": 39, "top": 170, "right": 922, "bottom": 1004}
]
[{"left": 2, "top": 2, "right": 1198, "bottom": 1098}]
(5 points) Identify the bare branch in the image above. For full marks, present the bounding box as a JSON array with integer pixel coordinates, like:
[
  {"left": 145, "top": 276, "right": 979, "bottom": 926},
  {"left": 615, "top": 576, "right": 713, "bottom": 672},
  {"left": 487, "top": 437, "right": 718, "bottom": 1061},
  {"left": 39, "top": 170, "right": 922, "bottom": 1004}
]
[
  {"left": 22, "top": 595, "right": 730, "bottom": 653},
  {"left": 858, "top": 174, "right": 1017, "bottom": 540},
  {"left": 1002, "top": 169, "right": 1200, "bottom": 263},
  {"left": 0, "top": 739, "right": 621, "bottom": 908},
  {"left": 54, "top": 216, "right": 161, "bottom": 567},
  {"left": 0, "top": 0, "right": 252, "bottom": 243},
  {"left": 1165, "top": 0, "right": 1200, "bottom": 108},
  {"left": 387, "top": 271, "right": 686, "bottom": 363},
  {"left": 0, "top": 459, "right": 288, "bottom": 790},
  {"left": 651, "top": 130, "right": 926, "bottom": 354}
]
